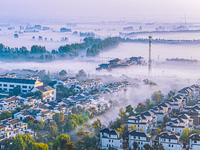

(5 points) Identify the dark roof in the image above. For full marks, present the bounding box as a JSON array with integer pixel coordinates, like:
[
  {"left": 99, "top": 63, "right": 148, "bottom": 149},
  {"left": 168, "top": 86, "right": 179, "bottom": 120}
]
[
  {"left": 100, "top": 128, "right": 119, "bottom": 135},
  {"left": 0, "top": 123, "right": 7, "bottom": 130},
  {"left": 159, "top": 132, "right": 179, "bottom": 140},
  {"left": 0, "top": 77, "right": 37, "bottom": 84},
  {"left": 190, "top": 134, "right": 200, "bottom": 141},
  {"left": 8, "top": 119, "right": 22, "bottom": 125},
  {"left": 129, "top": 130, "right": 148, "bottom": 137},
  {"left": 2, "top": 96, "right": 19, "bottom": 103},
  {"left": 99, "top": 64, "right": 109, "bottom": 67},
  {"left": 109, "top": 58, "right": 121, "bottom": 62},
  {"left": 36, "top": 85, "right": 54, "bottom": 92}
]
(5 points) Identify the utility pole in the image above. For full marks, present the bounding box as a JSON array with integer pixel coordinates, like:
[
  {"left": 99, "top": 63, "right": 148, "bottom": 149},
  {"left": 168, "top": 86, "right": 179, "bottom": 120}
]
[{"left": 148, "top": 36, "right": 152, "bottom": 75}]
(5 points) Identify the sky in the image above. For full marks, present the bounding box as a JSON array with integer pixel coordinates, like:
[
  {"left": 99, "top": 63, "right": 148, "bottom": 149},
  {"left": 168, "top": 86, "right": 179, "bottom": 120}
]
[{"left": 0, "top": 0, "right": 200, "bottom": 22}]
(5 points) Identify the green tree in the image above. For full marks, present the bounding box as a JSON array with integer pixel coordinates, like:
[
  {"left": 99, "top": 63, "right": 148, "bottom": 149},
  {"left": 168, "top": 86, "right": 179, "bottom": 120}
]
[
  {"left": 2, "top": 138, "right": 12, "bottom": 150},
  {"left": 59, "top": 70, "right": 67, "bottom": 76},
  {"left": 9, "top": 85, "right": 21, "bottom": 96},
  {"left": 144, "top": 143, "right": 152, "bottom": 150},
  {"left": 12, "top": 134, "right": 35, "bottom": 150},
  {"left": 32, "top": 142, "right": 48, "bottom": 150},
  {"left": 0, "top": 110, "right": 12, "bottom": 120},
  {"left": 152, "top": 90, "right": 164, "bottom": 105},
  {"left": 181, "top": 128, "right": 191, "bottom": 143},
  {"left": 53, "top": 134, "right": 70, "bottom": 150},
  {"left": 53, "top": 113, "right": 64, "bottom": 126},
  {"left": 81, "top": 134, "right": 97, "bottom": 149},
  {"left": 118, "top": 108, "right": 127, "bottom": 121}
]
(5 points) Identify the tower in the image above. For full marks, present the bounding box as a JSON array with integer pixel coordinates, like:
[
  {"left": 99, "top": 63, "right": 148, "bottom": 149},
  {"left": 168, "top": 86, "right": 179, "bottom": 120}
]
[{"left": 148, "top": 36, "right": 152, "bottom": 75}]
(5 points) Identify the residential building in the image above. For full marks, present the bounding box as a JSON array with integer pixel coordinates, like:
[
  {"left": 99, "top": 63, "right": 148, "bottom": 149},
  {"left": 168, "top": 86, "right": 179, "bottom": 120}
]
[
  {"left": 166, "top": 114, "right": 194, "bottom": 135},
  {"left": 159, "top": 132, "right": 181, "bottom": 150},
  {"left": 189, "top": 134, "right": 200, "bottom": 150},
  {"left": 100, "top": 128, "right": 123, "bottom": 150},
  {"left": 129, "top": 130, "right": 151, "bottom": 150},
  {"left": 32, "top": 84, "right": 56, "bottom": 102},
  {"left": 0, "top": 77, "right": 43, "bottom": 94},
  {"left": 0, "top": 96, "right": 19, "bottom": 112},
  {"left": 127, "top": 111, "right": 157, "bottom": 133}
]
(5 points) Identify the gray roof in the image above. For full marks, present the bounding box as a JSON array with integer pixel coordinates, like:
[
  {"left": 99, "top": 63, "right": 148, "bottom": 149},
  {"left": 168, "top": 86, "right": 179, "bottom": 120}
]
[
  {"left": 36, "top": 85, "right": 54, "bottom": 92},
  {"left": 0, "top": 77, "right": 37, "bottom": 84}
]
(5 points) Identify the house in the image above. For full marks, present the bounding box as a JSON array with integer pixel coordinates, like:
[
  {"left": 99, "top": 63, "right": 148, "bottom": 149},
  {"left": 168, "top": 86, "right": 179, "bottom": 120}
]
[
  {"left": 129, "top": 130, "right": 151, "bottom": 150},
  {"left": 108, "top": 58, "right": 121, "bottom": 65},
  {"left": 190, "top": 84, "right": 200, "bottom": 99},
  {"left": 178, "top": 87, "right": 194, "bottom": 102},
  {"left": 159, "top": 132, "right": 181, "bottom": 150},
  {"left": 0, "top": 118, "right": 35, "bottom": 142},
  {"left": 100, "top": 128, "right": 123, "bottom": 150},
  {"left": 127, "top": 111, "right": 157, "bottom": 133},
  {"left": 0, "top": 77, "right": 43, "bottom": 94},
  {"left": 150, "top": 102, "right": 172, "bottom": 122},
  {"left": 32, "top": 84, "right": 56, "bottom": 102},
  {"left": 166, "top": 95, "right": 185, "bottom": 111},
  {"left": 166, "top": 114, "right": 194, "bottom": 135},
  {"left": 180, "top": 105, "right": 200, "bottom": 126},
  {"left": 189, "top": 134, "right": 200, "bottom": 150},
  {"left": 56, "top": 77, "right": 76, "bottom": 88},
  {"left": 35, "top": 109, "right": 55, "bottom": 121},
  {"left": 0, "top": 96, "right": 19, "bottom": 113}
]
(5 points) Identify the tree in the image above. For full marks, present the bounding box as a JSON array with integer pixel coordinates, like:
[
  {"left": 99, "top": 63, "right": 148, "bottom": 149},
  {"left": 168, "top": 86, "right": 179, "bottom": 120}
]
[
  {"left": 59, "top": 70, "right": 67, "bottom": 76},
  {"left": 116, "top": 124, "right": 124, "bottom": 136},
  {"left": 81, "top": 134, "right": 97, "bottom": 149},
  {"left": 167, "top": 90, "right": 175, "bottom": 99},
  {"left": 181, "top": 128, "right": 191, "bottom": 143},
  {"left": 26, "top": 116, "right": 35, "bottom": 122},
  {"left": 144, "top": 143, "right": 152, "bottom": 150},
  {"left": 14, "top": 34, "right": 19, "bottom": 38},
  {"left": 130, "top": 125, "right": 137, "bottom": 131},
  {"left": 0, "top": 110, "right": 12, "bottom": 120},
  {"left": 125, "top": 105, "right": 133, "bottom": 113},
  {"left": 154, "top": 144, "right": 164, "bottom": 150},
  {"left": 118, "top": 108, "right": 127, "bottom": 121},
  {"left": 152, "top": 91, "right": 164, "bottom": 105},
  {"left": 32, "top": 142, "right": 48, "bottom": 150},
  {"left": 91, "top": 118, "right": 103, "bottom": 130},
  {"left": 145, "top": 99, "right": 154, "bottom": 110},
  {"left": 53, "top": 134, "right": 70, "bottom": 150},
  {"left": 2, "top": 138, "right": 12, "bottom": 150},
  {"left": 65, "top": 141, "right": 77, "bottom": 150},
  {"left": 78, "top": 69, "right": 87, "bottom": 77},
  {"left": 9, "top": 85, "right": 21, "bottom": 96},
  {"left": 53, "top": 113, "right": 64, "bottom": 126},
  {"left": 12, "top": 134, "right": 35, "bottom": 150},
  {"left": 133, "top": 141, "right": 138, "bottom": 150}
]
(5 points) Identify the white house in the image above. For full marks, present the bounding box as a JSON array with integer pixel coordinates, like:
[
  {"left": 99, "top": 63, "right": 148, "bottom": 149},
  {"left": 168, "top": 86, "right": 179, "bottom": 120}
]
[
  {"left": 129, "top": 130, "right": 151, "bottom": 150},
  {"left": 159, "top": 132, "right": 181, "bottom": 150},
  {"left": 166, "top": 114, "right": 194, "bottom": 135},
  {"left": 0, "top": 77, "right": 43, "bottom": 94},
  {"left": 100, "top": 128, "right": 123, "bottom": 150},
  {"left": 0, "top": 96, "right": 20, "bottom": 113},
  {"left": 189, "top": 134, "right": 200, "bottom": 150},
  {"left": 127, "top": 111, "right": 157, "bottom": 133}
]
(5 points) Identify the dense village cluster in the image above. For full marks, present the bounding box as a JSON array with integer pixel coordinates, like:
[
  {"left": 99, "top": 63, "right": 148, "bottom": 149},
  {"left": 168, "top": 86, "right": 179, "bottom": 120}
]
[
  {"left": 100, "top": 85, "right": 200, "bottom": 150},
  {"left": 0, "top": 72, "right": 131, "bottom": 149},
  {"left": 0, "top": 72, "right": 200, "bottom": 150}
]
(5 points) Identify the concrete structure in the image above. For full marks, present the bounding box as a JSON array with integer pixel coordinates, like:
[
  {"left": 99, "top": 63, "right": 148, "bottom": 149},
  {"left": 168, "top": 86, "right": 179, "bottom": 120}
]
[
  {"left": 100, "top": 128, "right": 123, "bottom": 150},
  {"left": 129, "top": 130, "right": 151, "bottom": 150},
  {"left": 159, "top": 132, "right": 181, "bottom": 150}
]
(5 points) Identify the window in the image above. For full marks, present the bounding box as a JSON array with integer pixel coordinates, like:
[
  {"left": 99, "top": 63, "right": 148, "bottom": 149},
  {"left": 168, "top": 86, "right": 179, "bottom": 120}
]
[
  {"left": 172, "top": 145, "right": 173, "bottom": 147},
  {"left": 22, "top": 86, "right": 27, "bottom": 88},
  {"left": 194, "top": 140, "right": 197, "bottom": 143},
  {"left": 169, "top": 144, "right": 170, "bottom": 147},
  {"left": 112, "top": 140, "right": 113, "bottom": 142},
  {"left": 3, "top": 84, "right": 7, "bottom": 87},
  {"left": 4, "top": 88, "right": 7, "bottom": 91},
  {"left": 134, "top": 136, "right": 136, "bottom": 139},
  {"left": 107, "top": 144, "right": 108, "bottom": 147},
  {"left": 138, "top": 137, "right": 140, "bottom": 139},
  {"left": 22, "top": 90, "right": 27, "bottom": 93},
  {"left": 169, "top": 139, "right": 171, "bottom": 142},
  {"left": 0, "top": 84, "right": 2, "bottom": 86},
  {"left": 109, "top": 140, "right": 110, "bottom": 142},
  {"left": 141, "top": 142, "right": 143, "bottom": 145},
  {"left": 10, "top": 85, "right": 14, "bottom": 87}
]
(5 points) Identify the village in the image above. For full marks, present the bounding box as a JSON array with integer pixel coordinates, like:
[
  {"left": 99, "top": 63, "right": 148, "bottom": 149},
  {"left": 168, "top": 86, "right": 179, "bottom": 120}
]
[
  {"left": 0, "top": 70, "right": 199, "bottom": 150},
  {"left": 96, "top": 57, "right": 145, "bottom": 71}
]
